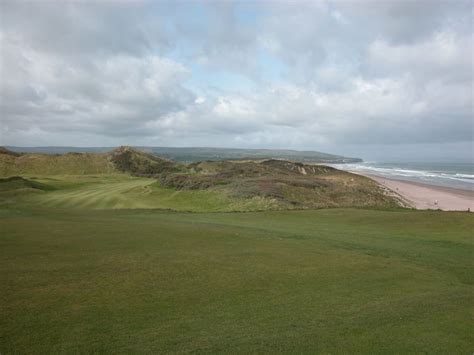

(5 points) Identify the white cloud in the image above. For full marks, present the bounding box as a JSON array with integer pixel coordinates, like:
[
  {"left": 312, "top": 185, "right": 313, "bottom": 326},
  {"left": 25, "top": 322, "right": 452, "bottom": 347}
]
[
  {"left": 367, "top": 31, "right": 472, "bottom": 84},
  {"left": 0, "top": 0, "right": 472, "bottom": 161},
  {"left": 1, "top": 31, "right": 195, "bottom": 138}
]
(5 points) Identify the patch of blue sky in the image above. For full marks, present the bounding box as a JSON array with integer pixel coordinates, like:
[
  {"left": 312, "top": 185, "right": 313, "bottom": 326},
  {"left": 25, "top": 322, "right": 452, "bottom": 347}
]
[
  {"left": 150, "top": 2, "right": 283, "bottom": 93},
  {"left": 257, "top": 49, "right": 286, "bottom": 82},
  {"left": 185, "top": 65, "right": 257, "bottom": 94},
  {"left": 233, "top": 1, "right": 261, "bottom": 25}
]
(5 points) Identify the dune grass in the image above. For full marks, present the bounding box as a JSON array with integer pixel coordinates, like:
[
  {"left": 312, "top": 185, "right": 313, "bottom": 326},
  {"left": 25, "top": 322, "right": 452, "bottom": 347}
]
[
  {"left": 0, "top": 152, "right": 117, "bottom": 176},
  {"left": 1, "top": 207, "right": 472, "bottom": 353}
]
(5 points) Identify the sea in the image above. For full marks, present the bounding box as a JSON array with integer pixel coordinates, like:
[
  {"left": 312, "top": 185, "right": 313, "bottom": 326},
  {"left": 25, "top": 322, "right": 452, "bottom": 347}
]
[{"left": 330, "top": 162, "right": 474, "bottom": 191}]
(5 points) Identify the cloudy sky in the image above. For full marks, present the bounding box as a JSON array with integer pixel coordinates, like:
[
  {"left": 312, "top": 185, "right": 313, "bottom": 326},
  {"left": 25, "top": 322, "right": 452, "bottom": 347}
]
[{"left": 1, "top": 0, "right": 472, "bottom": 161}]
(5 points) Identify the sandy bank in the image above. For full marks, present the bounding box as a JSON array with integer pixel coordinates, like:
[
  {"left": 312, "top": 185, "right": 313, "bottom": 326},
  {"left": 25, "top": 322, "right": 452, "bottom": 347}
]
[{"left": 363, "top": 174, "right": 473, "bottom": 212}]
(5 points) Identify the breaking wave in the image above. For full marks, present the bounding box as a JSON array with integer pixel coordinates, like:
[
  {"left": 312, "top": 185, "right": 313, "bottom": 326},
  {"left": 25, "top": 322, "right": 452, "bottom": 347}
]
[{"left": 330, "top": 162, "right": 474, "bottom": 190}]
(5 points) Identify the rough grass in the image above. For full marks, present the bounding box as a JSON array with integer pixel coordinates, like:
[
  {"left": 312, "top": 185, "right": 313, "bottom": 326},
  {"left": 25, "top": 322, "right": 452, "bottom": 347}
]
[
  {"left": 0, "top": 146, "right": 182, "bottom": 177},
  {"left": 1, "top": 208, "right": 472, "bottom": 353},
  {"left": 0, "top": 146, "right": 180, "bottom": 177},
  {"left": 161, "top": 160, "right": 399, "bottom": 210},
  {"left": 109, "top": 146, "right": 182, "bottom": 175},
  {"left": 0, "top": 152, "right": 116, "bottom": 176}
]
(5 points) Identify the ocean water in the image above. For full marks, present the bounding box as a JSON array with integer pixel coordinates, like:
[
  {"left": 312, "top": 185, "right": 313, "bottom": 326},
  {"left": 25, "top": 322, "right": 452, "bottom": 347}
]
[{"left": 330, "top": 162, "right": 474, "bottom": 191}]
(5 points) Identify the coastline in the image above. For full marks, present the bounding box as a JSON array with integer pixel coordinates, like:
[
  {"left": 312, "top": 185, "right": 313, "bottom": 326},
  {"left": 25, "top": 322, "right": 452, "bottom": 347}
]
[{"left": 359, "top": 173, "right": 473, "bottom": 212}]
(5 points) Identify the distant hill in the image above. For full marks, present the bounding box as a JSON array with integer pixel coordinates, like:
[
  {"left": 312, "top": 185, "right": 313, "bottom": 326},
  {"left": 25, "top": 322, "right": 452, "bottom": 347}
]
[
  {"left": 0, "top": 148, "right": 116, "bottom": 176},
  {"left": 0, "top": 146, "right": 183, "bottom": 176},
  {"left": 6, "top": 146, "right": 362, "bottom": 163},
  {"left": 0, "top": 149, "right": 116, "bottom": 176}
]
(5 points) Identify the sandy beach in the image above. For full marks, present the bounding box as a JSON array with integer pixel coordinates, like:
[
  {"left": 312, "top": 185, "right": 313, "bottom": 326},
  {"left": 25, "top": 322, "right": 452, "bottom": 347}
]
[{"left": 363, "top": 174, "right": 473, "bottom": 212}]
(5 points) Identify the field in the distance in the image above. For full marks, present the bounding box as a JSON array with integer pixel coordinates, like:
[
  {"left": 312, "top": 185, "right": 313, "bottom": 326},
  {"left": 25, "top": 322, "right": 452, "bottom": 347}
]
[{"left": 1, "top": 207, "right": 472, "bottom": 353}]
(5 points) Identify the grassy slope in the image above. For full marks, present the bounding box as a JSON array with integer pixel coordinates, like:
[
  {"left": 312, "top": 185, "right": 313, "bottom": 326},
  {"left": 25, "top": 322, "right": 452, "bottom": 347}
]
[
  {"left": 161, "top": 159, "right": 400, "bottom": 209},
  {"left": 1, "top": 208, "right": 472, "bottom": 353},
  {"left": 0, "top": 152, "right": 116, "bottom": 176},
  {"left": 0, "top": 147, "right": 180, "bottom": 177}
]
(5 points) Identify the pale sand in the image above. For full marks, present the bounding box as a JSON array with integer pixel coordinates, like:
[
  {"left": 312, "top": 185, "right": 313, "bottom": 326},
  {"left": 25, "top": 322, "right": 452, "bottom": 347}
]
[{"left": 362, "top": 174, "right": 474, "bottom": 211}]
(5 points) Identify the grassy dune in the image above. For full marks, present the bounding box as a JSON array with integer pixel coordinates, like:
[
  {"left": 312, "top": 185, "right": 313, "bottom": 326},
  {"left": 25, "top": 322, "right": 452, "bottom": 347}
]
[
  {"left": 1, "top": 208, "right": 472, "bottom": 353},
  {"left": 0, "top": 147, "right": 400, "bottom": 210},
  {"left": 0, "top": 152, "right": 116, "bottom": 176}
]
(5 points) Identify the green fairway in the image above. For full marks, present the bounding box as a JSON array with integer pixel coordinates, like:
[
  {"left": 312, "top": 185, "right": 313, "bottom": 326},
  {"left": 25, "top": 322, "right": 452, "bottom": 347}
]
[
  {"left": 1, "top": 208, "right": 472, "bottom": 353},
  {"left": 2, "top": 175, "right": 279, "bottom": 212}
]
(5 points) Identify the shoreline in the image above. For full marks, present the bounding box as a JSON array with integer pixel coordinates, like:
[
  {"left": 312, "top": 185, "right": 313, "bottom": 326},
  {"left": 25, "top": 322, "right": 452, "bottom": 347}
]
[{"left": 358, "top": 173, "right": 473, "bottom": 212}]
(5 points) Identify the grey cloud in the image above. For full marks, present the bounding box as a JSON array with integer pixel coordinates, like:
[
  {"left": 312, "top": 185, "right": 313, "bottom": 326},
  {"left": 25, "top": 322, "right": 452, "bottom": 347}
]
[
  {"left": 1, "top": 1, "right": 170, "bottom": 57},
  {"left": 333, "top": 0, "right": 472, "bottom": 44},
  {"left": 0, "top": 0, "right": 472, "bottom": 162},
  {"left": 365, "top": 33, "right": 472, "bottom": 85},
  {"left": 1, "top": 32, "right": 195, "bottom": 137}
]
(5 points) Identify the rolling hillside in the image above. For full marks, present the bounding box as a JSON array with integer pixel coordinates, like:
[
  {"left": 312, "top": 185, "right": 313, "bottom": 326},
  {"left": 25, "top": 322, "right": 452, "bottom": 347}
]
[
  {"left": 0, "top": 146, "right": 181, "bottom": 177},
  {"left": 0, "top": 146, "right": 400, "bottom": 211},
  {"left": 0, "top": 149, "right": 116, "bottom": 176}
]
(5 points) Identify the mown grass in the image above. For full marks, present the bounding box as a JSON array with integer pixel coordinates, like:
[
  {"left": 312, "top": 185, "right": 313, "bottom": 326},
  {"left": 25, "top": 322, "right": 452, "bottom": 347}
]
[
  {"left": 1, "top": 208, "right": 472, "bottom": 353},
  {"left": 0, "top": 175, "right": 283, "bottom": 212},
  {"left": 1, "top": 173, "right": 397, "bottom": 212}
]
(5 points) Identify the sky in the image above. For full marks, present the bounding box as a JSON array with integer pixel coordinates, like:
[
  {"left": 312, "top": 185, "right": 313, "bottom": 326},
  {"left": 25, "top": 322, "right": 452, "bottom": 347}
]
[{"left": 0, "top": 0, "right": 472, "bottom": 162}]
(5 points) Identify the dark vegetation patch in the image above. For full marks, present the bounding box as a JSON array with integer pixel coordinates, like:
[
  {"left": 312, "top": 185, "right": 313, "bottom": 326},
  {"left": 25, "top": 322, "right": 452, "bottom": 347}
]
[
  {"left": 109, "top": 146, "right": 182, "bottom": 175},
  {"left": 260, "top": 159, "right": 336, "bottom": 175},
  {"left": 158, "top": 173, "right": 228, "bottom": 190},
  {"left": 0, "top": 176, "right": 55, "bottom": 191},
  {"left": 0, "top": 147, "right": 22, "bottom": 157}
]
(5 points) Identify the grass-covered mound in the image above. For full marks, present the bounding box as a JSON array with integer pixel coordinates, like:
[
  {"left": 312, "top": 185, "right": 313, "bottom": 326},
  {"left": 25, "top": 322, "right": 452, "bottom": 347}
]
[
  {"left": 1, "top": 208, "right": 472, "bottom": 353},
  {"left": 109, "top": 146, "right": 182, "bottom": 175},
  {"left": 0, "top": 150, "right": 116, "bottom": 176},
  {"left": 0, "top": 146, "right": 182, "bottom": 177},
  {"left": 160, "top": 159, "right": 398, "bottom": 209},
  {"left": 0, "top": 146, "right": 401, "bottom": 210},
  {"left": 0, "top": 176, "right": 53, "bottom": 191},
  {"left": 0, "top": 176, "right": 55, "bottom": 207}
]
